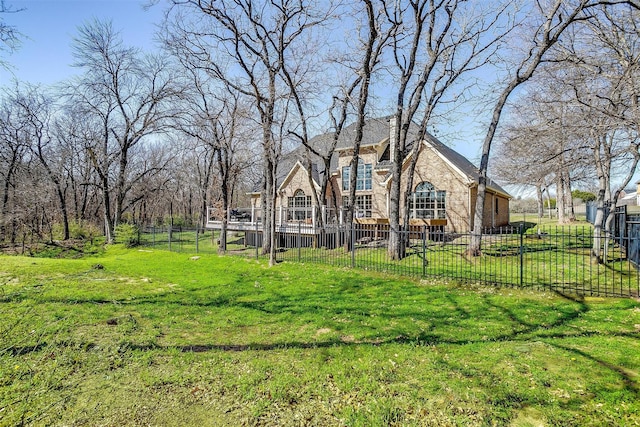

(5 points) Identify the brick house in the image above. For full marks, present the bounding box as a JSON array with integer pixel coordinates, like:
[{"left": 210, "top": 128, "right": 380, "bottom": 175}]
[{"left": 248, "top": 116, "right": 510, "bottom": 232}]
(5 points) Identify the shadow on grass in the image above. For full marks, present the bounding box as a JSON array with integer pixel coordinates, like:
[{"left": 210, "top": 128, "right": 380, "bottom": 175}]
[
  {"left": 549, "top": 342, "right": 639, "bottom": 396},
  {"left": 5, "top": 276, "right": 639, "bottom": 401}
]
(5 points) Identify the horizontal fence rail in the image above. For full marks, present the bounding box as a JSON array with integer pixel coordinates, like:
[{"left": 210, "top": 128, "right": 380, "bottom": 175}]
[
  {"left": 137, "top": 226, "right": 220, "bottom": 254},
  {"left": 137, "top": 224, "right": 640, "bottom": 298}
]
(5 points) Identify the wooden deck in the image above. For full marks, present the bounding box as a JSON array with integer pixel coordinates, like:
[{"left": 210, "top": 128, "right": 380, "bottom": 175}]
[
  {"left": 206, "top": 220, "right": 323, "bottom": 235},
  {"left": 205, "top": 205, "right": 447, "bottom": 235}
]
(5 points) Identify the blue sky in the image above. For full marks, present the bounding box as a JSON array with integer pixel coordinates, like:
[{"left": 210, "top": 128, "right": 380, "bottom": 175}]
[
  {"left": 1, "top": 1, "right": 632, "bottom": 198},
  {"left": 0, "top": 0, "right": 489, "bottom": 168},
  {"left": 0, "top": 0, "right": 164, "bottom": 86}
]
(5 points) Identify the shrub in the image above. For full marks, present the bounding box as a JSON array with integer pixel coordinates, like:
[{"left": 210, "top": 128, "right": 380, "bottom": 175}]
[
  {"left": 572, "top": 190, "right": 597, "bottom": 203},
  {"left": 114, "top": 223, "right": 139, "bottom": 247},
  {"left": 71, "top": 221, "right": 101, "bottom": 240},
  {"left": 163, "top": 215, "right": 186, "bottom": 227},
  {"left": 51, "top": 221, "right": 102, "bottom": 241}
]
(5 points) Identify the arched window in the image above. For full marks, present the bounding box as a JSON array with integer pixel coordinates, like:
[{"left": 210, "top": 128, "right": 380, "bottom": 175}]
[
  {"left": 409, "top": 182, "right": 446, "bottom": 219},
  {"left": 288, "top": 189, "right": 312, "bottom": 220}
]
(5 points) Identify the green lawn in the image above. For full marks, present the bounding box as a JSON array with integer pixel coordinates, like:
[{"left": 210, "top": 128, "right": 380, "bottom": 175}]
[
  {"left": 136, "top": 222, "right": 640, "bottom": 298},
  {"left": 1, "top": 246, "right": 639, "bottom": 426}
]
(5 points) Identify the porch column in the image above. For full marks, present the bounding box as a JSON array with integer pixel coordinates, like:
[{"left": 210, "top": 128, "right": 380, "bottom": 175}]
[{"left": 279, "top": 205, "right": 283, "bottom": 226}]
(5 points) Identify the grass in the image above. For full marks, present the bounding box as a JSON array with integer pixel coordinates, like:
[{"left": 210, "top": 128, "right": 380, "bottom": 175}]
[
  {"left": 217, "top": 229, "right": 638, "bottom": 297},
  {"left": 1, "top": 246, "right": 639, "bottom": 426},
  {"left": 137, "top": 228, "right": 219, "bottom": 254},
  {"left": 137, "top": 220, "right": 640, "bottom": 298}
]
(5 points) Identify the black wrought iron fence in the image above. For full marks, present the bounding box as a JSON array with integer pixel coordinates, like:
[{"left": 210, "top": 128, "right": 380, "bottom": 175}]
[
  {"left": 137, "top": 224, "right": 640, "bottom": 298},
  {"left": 137, "top": 226, "right": 219, "bottom": 254}
]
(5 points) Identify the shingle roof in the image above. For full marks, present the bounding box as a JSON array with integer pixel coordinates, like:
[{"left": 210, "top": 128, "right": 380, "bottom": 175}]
[
  {"left": 420, "top": 132, "right": 510, "bottom": 196},
  {"left": 262, "top": 116, "right": 509, "bottom": 197}
]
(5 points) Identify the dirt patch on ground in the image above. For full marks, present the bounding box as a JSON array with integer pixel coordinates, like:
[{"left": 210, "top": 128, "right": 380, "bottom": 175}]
[{"left": 315, "top": 328, "right": 332, "bottom": 336}]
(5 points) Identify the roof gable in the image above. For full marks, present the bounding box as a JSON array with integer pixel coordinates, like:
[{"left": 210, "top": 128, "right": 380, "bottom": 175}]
[
  {"left": 277, "top": 160, "right": 321, "bottom": 193},
  {"left": 381, "top": 131, "right": 511, "bottom": 198},
  {"left": 278, "top": 116, "right": 510, "bottom": 198}
]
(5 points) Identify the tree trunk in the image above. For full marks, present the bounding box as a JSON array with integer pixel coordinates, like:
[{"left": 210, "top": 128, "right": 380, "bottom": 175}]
[
  {"left": 56, "top": 185, "right": 70, "bottom": 240},
  {"left": 566, "top": 170, "right": 576, "bottom": 222},
  {"left": 556, "top": 173, "right": 568, "bottom": 224},
  {"left": 102, "top": 181, "right": 114, "bottom": 244},
  {"left": 1, "top": 171, "right": 12, "bottom": 243},
  {"left": 387, "top": 130, "right": 403, "bottom": 260},
  {"left": 218, "top": 172, "right": 229, "bottom": 254},
  {"left": 536, "top": 184, "right": 544, "bottom": 223}
]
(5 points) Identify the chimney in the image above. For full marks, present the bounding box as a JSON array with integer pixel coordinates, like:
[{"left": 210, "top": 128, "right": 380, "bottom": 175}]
[{"left": 389, "top": 116, "right": 397, "bottom": 162}]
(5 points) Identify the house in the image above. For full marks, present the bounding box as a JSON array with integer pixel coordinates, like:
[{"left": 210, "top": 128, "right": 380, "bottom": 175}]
[
  {"left": 617, "top": 182, "right": 640, "bottom": 207},
  {"left": 244, "top": 116, "right": 510, "bottom": 232}
]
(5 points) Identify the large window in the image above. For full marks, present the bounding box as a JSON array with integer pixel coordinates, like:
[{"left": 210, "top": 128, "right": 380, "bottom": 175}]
[
  {"left": 342, "top": 195, "right": 372, "bottom": 218},
  {"left": 342, "top": 160, "right": 372, "bottom": 191},
  {"left": 409, "top": 182, "right": 446, "bottom": 219},
  {"left": 342, "top": 166, "right": 350, "bottom": 191},
  {"left": 288, "top": 189, "right": 312, "bottom": 221}
]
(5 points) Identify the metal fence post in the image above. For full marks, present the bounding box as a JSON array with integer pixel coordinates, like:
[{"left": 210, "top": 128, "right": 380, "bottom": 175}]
[
  {"left": 298, "top": 221, "right": 302, "bottom": 262},
  {"left": 255, "top": 220, "right": 259, "bottom": 260},
  {"left": 168, "top": 226, "right": 172, "bottom": 251},
  {"left": 351, "top": 222, "right": 356, "bottom": 269},
  {"left": 422, "top": 225, "right": 427, "bottom": 278},
  {"left": 519, "top": 223, "right": 524, "bottom": 287},
  {"left": 195, "top": 227, "right": 199, "bottom": 253}
]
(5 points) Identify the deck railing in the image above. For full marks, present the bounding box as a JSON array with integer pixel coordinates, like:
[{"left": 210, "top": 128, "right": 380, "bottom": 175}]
[{"left": 206, "top": 206, "right": 355, "bottom": 230}]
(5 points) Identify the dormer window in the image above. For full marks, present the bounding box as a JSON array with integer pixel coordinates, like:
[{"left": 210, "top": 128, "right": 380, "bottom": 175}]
[{"left": 342, "top": 159, "right": 372, "bottom": 191}]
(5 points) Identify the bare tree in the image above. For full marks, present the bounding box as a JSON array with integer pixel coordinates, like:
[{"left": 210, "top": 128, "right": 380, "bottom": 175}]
[
  {"left": 12, "top": 84, "right": 75, "bottom": 239},
  {"left": 278, "top": 10, "right": 340, "bottom": 226},
  {"left": 175, "top": 69, "right": 255, "bottom": 252},
  {"left": 382, "top": 0, "right": 513, "bottom": 259},
  {"left": 0, "top": 85, "right": 28, "bottom": 242},
  {"left": 493, "top": 125, "right": 556, "bottom": 222},
  {"left": 580, "top": 5, "right": 640, "bottom": 261},
  {"left": 163, "top": 0, "right": 328, "bottom": 265},
  {"left": 69, "top": 19, "right": 182, "bottom": 243},
  {"left": 0, "top": 0, "right": 22, "bottom": 69},
  {"left": 523, "top": 3, "right": 640, "bottom": 261},
  {"left": 282, "top": 0, "right": 390, "bottom": 235},
  {"left": 468, "top": 0, "right": 636, "bottom": 255},
  {"left": 494, "top": 80, "right": 594, "bottom": 225},
  {"left": 344, "top": 0, "right": 396, "bottom": 233}
]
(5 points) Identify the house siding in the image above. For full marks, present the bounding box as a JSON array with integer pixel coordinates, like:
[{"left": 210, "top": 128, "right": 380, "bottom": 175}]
[
  {"left": 335, "top": 146, "right": 388, "bottom": 218},
  {"left": 278, "top": 164, "right": 319, "bottom": 206},
  {"left": 470, "top": 188, "right": 510, "bottom": 230},
  {"left": 250, "top": 118, "right": 511, "bottom": 231},
  {"left": 399, "top": 143, "right": 471, "bottom": 232}
]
